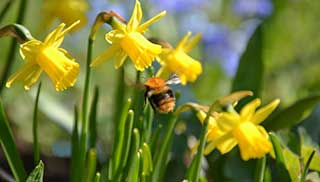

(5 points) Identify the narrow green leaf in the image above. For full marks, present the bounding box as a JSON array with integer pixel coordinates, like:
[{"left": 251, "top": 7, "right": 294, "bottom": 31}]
[
  {"left": 0, "top": 99, "right": 26, "bottom": 181},
  {"left": 86, "top": 149, "right": 97, "bottom": 182},
  {"left": 254, "top": 156, "right": 266, "bottom": 182},
  {"left": 70, "top": 107, "right": 79, "bottom": 182},
  {"left": 152, "top": 114, "right": 178, "bottom": 182},
  {"left": 149, "top": 124, "right": 162, "bottom": 157},
  {"left": 132, "top": 71, "right": 144, "bottom": 131},
  {"left": 143, "top": 103, "right": 154, "bottom": 143},
  {"left": 89, "top": 87, "right": 99, "bottom": 149},
  {"left": 232, "top": 24, "right": 263, "bottom": 105},
  {"left": 110, "top": 99, "right": 132, "bottom": 179},
  {"left": 95, "top": 172, "right": 101, "bottom": 182},
  {"left": 141, "top": 143, "right": 153, "bottom": 176},
  {"left": 126, "top": 129, "right": 141, "bottom": 182},
  {"left": 127, "top": 152, "right": 141, "bottom": 182},
  {"left": 0, "top": 0, "right": 13, "bottom": 23},
  {"left": 26, "top": 161, "right": 44, "bottom": 182},
  {"left": 300, "top": 150, "right": 315, "bottom": 182},
  {"left": 264, "top": 95, "right": 320, "bottom": 131},
  {"left": 186, "top": 104, "right": 215, "bottom": 182},
  {"left": 121, "top": 110, "right": 134, "bottom": 169},
  {"left": 113, "top": 67, "right": 125, "bottom": 127},
  {"left": 269, "top": 132, "right": 291, "bottom": 181},
  {"left": 33, "top": 83, "right": 41, "bottom": 166}
]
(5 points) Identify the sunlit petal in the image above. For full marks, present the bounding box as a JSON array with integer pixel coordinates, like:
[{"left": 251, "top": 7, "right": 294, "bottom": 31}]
[
  {"left": 176, "top": 31, "right": 191, "bottom": 50},
  {"left": 240, "top": 98, "right": 261, "bottom": 121},
  {"left": 90, "top": 45, "right": 120, "bottom": 67},
  {"left": 252, "top": 99, "right": 280, "bottom": 124},
  {"left": 183, "top": 33, "right": 202, "bottom": 53},
  {"left": 127, "top": 0, "right": 142, "bottom": 31},
  {"left": 136, "top": 11, "right": 166, "bottom": 33}
]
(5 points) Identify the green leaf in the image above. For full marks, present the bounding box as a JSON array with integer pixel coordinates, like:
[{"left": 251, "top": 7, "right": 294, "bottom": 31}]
[
  {"left": 264, "top": 95, "right": 320, "bottom": 131},
  {"left": 110, "top": 99, "right": 132, "bottom": 179},
  {"left": 89, "top": 87, "right": 99, "bottom": 149},
  {"left": 254, "top": 156, "right": 266, "bottom": 182},
  {"left": 186, "top": 104, "right": 215, "bottom": 182},
  {"left": 86, "top": 149, "right": 97, "bottom": 182},
  {"left": 152, "top": 114, "right": 178, "bottom": 182},
  {"left": 70, "top": 107, "right": 80, "bottom": 182},
  {"left": 126, "top": 129, "right": 141, "bottom": 182},
  {"left": 26, "top": 161, "right": 44, "bottom": 182},
  {"left": 232, "top": 24, "right": 264, "bottom": 105},
  {"left": 141, "top": 143, "right": 153, "bottom": 176},
  {"left": 33, "top": 83, "right": 41, "bottom": 166},
  {"left": 0, "top": 99, "right": 27, "bottom": 181},
  {"left": 300, "top": 150, "right": 315, "bottom": 182},
  {"left": 121, "top": 110, "right": 134, "bottom": 169},
  {"left": 269, "top": 133, "right": 291, "bottom": 181}
]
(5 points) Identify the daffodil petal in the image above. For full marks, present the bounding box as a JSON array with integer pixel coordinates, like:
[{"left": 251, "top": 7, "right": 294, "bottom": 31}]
[
  {"left": 183, "top": 33, "right": 202, "bottom": 53},
  {"left": 6, "top": 62, "right": 42, "bottom": 90},
  {"left": 176, "top": 32, "right": 192, "bottom": 50},
  {"left": 136, "top": 11, "right": 166, "bottom": 33},
  {"left": 127, "top": 0, "right": 142, "bottom": 31},
  {"left": 216, "top": 137, "right": 237, "bottom": 154},
  {"left": 240, "top": 98, "right": 261, "bottom": 121},
  {"left": 216, "top": 112, "right": 239, "bottom": 132},
  {"left": 105, "top": 29, "right": 125, "bottom": 44},
  {"left": 204, "top": 131, "right": 234, "bottom": 155},
  {"left": 90, "top": 45, "right": 120, "bottom": 67},
  {"left": 114, "top": 50, "right": 127, "bottom": 69},
  {"left": 44, "top": 23, "right": 66, "bottom": 46},
  {"left": 252, "top": 99, "right": 280, "bottom": 124},
  {"left": 196, "top": 110, "right": 216, "bottom": 125}
]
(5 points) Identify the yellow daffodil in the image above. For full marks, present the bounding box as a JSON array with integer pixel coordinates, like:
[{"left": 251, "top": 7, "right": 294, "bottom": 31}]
[
  {"left": 197, "top": 98, "right": 280, "bottom": 160},
  {"left": 156, "top": 32, "right": 202, "bottom": 85},
  {"left": 6, "top": 21, "right": 80, "bottom": 91},
  {"left": 90, "top": 0, "right": 166, "bottom": 71},
  {"left": 42, "top": 0, "right": 88, "bottom": 31}
]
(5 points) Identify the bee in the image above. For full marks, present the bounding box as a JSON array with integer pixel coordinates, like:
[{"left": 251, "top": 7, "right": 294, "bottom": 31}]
[{"left": 144, "top": 74, "right": 181, "bottom": 113}]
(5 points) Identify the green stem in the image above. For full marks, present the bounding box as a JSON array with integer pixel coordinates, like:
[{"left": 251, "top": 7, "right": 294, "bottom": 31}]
[
  {"left": 186, "top": 104, "right": 215, "bottom": 182},
  {"left": 0, "top": 0, "right": 14, "bottom": 23},
  {"left": 0, "top": 0, "right": 28, "bottom": 94},
  {"left": 254, "top": 156, "right": 266, "bottom": 182},
  {"left": 152, "top": 113, "right": 178, "bottom": 182},
  {"left": 86, "top": 149, "right": 97, "bottom": 182},
  {"left": 33, "top": 82, "right": 41, "bottom": 166},
  {"left": 78, "top": 35, "right": 94, "bottom": 182}
]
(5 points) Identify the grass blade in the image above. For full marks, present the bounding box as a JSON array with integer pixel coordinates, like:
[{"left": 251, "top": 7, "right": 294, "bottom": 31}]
[
  {"left": 0, "top": 99, "right": 26, "bottom": 181},
  {"left": 86, "top": 149, "right": 97, "bottom": 182},
  {"left": 300, "top": 150, "right": 315, "bottom": 182}
]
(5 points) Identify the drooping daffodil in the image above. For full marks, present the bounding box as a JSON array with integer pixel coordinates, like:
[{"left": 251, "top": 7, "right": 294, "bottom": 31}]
[
  {"left": 90, "top": 0, "right": 166, "bottom": 71},
  {"left": 6, "top": 21, "right": 80, "bottom": 91}
]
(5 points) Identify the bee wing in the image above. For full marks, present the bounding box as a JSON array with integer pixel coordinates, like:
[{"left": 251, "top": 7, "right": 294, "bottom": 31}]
[{"left": 166, "top": 74, "right": 181, "bottom": 85}]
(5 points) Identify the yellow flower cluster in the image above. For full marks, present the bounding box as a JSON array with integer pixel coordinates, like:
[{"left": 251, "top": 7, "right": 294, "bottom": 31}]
[
  {"left": 197, "top": 98, "right": 280, "bottom": 160},
  {"left": 8, "top": 0, "right": 203, "bottom": 91}
]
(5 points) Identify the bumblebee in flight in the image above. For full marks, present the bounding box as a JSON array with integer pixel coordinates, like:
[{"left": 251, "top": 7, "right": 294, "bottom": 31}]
[{"left": 144, "top": 75, "right": 180, "bottom": 113}]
